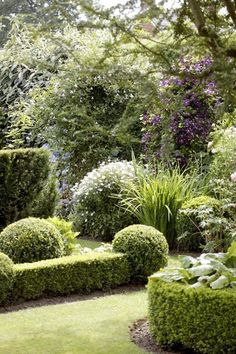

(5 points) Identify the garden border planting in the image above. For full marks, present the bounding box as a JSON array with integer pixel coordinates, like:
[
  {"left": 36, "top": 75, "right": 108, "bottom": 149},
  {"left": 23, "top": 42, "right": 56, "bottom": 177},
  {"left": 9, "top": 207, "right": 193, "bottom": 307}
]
[
  {"left": 148, "top": 278, "right": 236, "bottom": 354},
  {"left": 7, "top": 252, "right": 130, "bottom": 304}
]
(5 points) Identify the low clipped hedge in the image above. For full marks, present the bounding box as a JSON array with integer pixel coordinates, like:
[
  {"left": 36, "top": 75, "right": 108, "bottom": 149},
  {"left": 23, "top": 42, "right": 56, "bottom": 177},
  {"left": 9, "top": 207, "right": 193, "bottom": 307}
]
[
  {"left": 9, "top": 252, "right": 130, "bottom": 303},
  {"left": 148, "top": 278, "right": 236, "bottom": 354}
]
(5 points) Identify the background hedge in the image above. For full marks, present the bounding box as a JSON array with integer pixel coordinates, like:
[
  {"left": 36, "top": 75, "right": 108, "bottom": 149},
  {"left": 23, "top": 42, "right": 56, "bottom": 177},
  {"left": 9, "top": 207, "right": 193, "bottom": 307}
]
[
  {"left": 0, "top": 148, "right": 50, "bottom": 229},
  {"left": 10, "top": 252, "right": 130, "bottom": 303},
  {"left": 148, "top": 278, "right": 236, "bottom": 354}
]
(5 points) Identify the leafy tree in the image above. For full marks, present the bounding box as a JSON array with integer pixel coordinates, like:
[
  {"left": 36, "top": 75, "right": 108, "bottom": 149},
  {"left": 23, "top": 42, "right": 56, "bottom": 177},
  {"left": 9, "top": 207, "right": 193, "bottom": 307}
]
[
  {"left": 0, "top": 0, "right": 77, "bottom": 46},
  {"left": 34, "top": 0, "right": 235, "bottom": 107},
  {"left": 6, "top": 27, "right": 151, "bottom": 181}
]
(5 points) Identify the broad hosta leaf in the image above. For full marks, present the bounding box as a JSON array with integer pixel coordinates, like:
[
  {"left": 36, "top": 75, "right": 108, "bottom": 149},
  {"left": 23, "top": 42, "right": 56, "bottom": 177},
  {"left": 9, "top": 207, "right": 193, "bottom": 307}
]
[
  {"left": 179, "top": 255, "right": 197, "bottom": 268},
  {"left": 210, "top": 275, "right": 230, "bottom": 289},
  {"left": 188, "top": 265, "right": 215, "bottom": 277}
]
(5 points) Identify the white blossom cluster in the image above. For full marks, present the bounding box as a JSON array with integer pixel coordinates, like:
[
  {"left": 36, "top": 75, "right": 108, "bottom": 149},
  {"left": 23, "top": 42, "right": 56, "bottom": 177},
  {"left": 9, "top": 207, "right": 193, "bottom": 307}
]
[
  {"left": 208, "top": 126, "right": 236, "bottom": 154},
  {"left": 72, "top": 160, "right": 135, "bottom": 203}
]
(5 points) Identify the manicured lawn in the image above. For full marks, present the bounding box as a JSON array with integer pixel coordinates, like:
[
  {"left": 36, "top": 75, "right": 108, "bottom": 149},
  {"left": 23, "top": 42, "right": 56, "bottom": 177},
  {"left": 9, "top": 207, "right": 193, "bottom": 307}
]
[
  {"left": 77, "top": 238, "right": 103, "bottom": 249},
  {"left": 168, "top": 254, "right": 181, "bottom": 267},
  {"left": 0, "top": 290, "right": 147, "bottom": 354},
  {"left": 0, "top": 250, "right": 183, "bottom": 354}
]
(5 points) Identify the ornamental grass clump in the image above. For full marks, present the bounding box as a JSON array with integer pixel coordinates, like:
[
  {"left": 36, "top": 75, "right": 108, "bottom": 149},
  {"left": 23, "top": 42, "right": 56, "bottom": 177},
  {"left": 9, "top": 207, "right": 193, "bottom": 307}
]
[
  {"left": 119, "top": 164, "right": 200, "bottom": 248},
  {"left": 72, "top": 160, "right": 136, "bottom": 241}
]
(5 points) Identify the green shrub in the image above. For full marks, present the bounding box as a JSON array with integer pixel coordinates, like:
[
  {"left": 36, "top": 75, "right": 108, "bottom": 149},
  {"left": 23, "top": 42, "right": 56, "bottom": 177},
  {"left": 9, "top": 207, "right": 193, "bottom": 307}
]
[
  {"left": 0, "top": 148, "right": 50, "bottom": 229},
  {"left": 112, "top": 224, "right": 168, "bottom": 282},
  {"left": 72, "top": 161, "right": 136, "bottom": 241},
  {"left": 0, "top": 217, "right": 64, "bottom": 263},
  {"left": 11, "top": 252, "right": 130, "bottom": 302},
  {"left": 0, "top": 252, "right": 14, "bottom": 304},
  {"left": 207, "top": 119, "right": 236, "bottom": 203},
  {"left": 176, "top": 195, "right": 221, "bottom": 251},
  {"left": 148, "top": 278, "right": 236, "bottom": 354},
  {"left": 29, "top": 174, "right": 58, "bottom": 218},
  {"left": 47, "top": 217, "right": 78, "bottom": 255}
]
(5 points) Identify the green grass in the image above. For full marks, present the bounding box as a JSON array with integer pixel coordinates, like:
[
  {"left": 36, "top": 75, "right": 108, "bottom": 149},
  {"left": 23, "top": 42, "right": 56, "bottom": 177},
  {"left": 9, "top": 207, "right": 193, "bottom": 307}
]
[
  {"left": 168, "top": 254, "right": 181, "bottom": 267},
  {"left": 0, "top": 290, "right": 147, "bottom": 354},
  {"left": 72, "top": 239, "right": 103, "bottom": 255},
  {"left": 77, "top": 238, "right": 103, "bottom": 249},
  {"left": 0, "top": 254, "right": 184, "bottom": 354}
]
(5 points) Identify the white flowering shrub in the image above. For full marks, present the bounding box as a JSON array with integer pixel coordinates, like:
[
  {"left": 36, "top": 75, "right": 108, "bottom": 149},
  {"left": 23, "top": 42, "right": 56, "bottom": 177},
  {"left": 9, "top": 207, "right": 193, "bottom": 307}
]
[{"left": 71, "top": 160, "right": 136, "bottom": 241}]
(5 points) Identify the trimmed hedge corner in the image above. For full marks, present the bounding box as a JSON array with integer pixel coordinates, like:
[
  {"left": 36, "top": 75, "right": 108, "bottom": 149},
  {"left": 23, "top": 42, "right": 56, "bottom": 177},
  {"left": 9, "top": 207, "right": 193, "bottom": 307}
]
[
  {"left": 10, "top": 252, "right": 130, "bottom": 303},
  {"left": 148, "top": 278, "right": 236, "bottom": 354}
]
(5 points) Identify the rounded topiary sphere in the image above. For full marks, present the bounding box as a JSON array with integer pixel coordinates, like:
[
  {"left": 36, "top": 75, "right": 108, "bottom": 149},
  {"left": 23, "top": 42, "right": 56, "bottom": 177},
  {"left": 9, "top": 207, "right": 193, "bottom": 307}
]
[
  {"left": 112, "top": 224, "right": 168, "bottom": 282},
  {"left": 0, "top": 217, "right": 65, "bottom": 263},
  {"left": 0, "top": 252, "right": 14, "bottom": 304}
]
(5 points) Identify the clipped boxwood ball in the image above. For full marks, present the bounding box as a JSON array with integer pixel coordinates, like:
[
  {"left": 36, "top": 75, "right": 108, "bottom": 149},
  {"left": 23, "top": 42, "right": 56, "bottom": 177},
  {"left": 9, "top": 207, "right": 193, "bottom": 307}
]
[
  {"left": 0, "top": 252, "right": 14, "bottom": 304},
  {"left": 112, "top": 225, "right": 168, "bottom": 282},
  {"left": 0, "top": 217, "right": 65, "bottom": 263}
]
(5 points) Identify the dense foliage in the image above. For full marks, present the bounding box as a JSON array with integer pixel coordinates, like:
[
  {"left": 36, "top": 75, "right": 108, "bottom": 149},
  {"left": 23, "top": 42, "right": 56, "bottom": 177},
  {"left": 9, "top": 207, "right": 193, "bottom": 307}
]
[
  {"left": 141, "top": 57, "right": 220, "bottom": 165},
  {"left": 29, "top": 174, "right": 58, "bottom": 218},
  {"left": 112, "top": 224, "right": 168, "bottom": 282},
  {"left": 0, "top": 148, "right": 50, "bottom": 229},
  {"left": 176, "top": 195, "right": 221, "bottom": 251},
  {"left": 11, "top": 252, "right": 130, "bottom": 302},
  {"left": 47, "top": 217, "right": 78, "bottom": 256},
  {"left": 5, "top": 27, "right": 148, "bottom": 183},
  {"left": 0, "top": 252, "right": 14, "bottom": 304},
  {"left": 0, "top": 218, "right": 65, "bottom": 263},
  {"left": 72, "top": 161, "right": 136, "bottom": 241},
  {"left": 148, "top": 277, "right": 236, "bottom": 354},
  {"left": 207, "top": 117, "right": 236, "bottom": 203}
]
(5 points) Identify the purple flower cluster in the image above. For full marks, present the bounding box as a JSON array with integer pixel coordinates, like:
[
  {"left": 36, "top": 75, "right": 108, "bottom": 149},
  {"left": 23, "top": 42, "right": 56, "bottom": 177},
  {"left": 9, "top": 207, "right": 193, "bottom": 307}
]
[{"left": 141, "top": 57, "right": 219, "bottom": 165}]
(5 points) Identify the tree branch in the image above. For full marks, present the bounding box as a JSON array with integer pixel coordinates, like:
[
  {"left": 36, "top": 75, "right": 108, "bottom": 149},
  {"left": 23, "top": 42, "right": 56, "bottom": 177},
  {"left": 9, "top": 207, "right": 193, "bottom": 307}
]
[
  {"left": 222, "top": 0, "right": 236, "bottom": 27},
  {"left": 187, "top": 0, "right": 208, "bottom": 36}
]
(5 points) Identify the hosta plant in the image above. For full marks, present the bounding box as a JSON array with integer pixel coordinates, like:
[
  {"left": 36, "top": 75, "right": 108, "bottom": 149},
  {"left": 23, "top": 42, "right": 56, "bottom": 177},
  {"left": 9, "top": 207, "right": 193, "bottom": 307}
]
[{"left": 151, "top": 242, "right": 236, "bottom": 290}]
